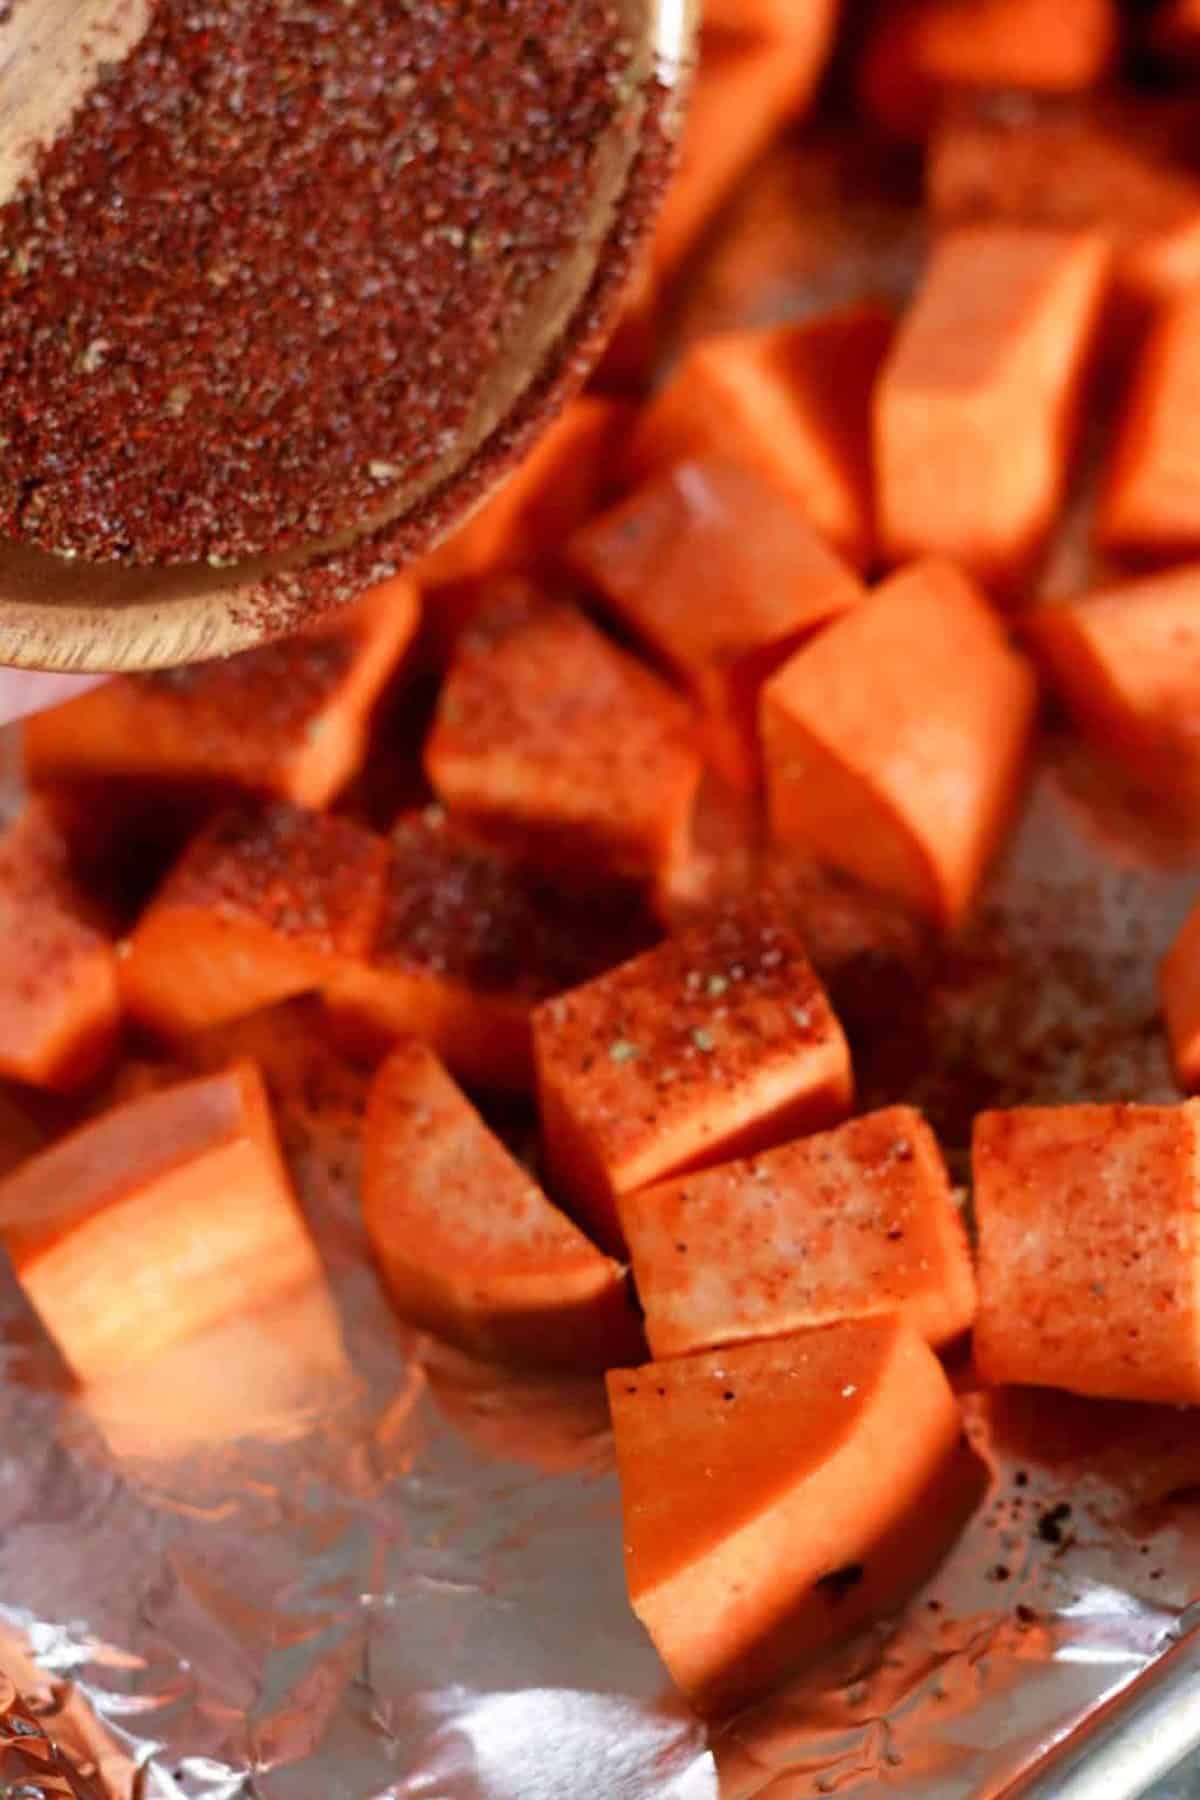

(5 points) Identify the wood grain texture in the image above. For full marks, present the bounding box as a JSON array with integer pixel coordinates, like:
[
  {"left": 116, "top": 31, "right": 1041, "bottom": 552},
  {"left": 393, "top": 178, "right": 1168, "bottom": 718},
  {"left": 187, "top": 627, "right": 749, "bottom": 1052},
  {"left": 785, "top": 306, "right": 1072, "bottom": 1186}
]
[{"left": 0, "top": 0, "right": 154, "bottom": 203}]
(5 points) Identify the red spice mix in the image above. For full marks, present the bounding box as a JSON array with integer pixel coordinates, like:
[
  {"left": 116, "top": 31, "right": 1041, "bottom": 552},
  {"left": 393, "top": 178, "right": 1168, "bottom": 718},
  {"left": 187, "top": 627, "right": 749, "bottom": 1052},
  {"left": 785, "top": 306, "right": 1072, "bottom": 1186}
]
[{"left": 0, "top": 0, "right": 633, "bottom": 567}]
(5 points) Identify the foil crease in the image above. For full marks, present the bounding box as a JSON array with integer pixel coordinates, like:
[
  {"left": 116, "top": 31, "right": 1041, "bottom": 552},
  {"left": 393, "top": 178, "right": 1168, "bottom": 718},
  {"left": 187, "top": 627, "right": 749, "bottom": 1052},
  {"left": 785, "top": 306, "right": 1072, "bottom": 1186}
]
[{"left": 4, "top": 138, "right": 1200, "bottom": 1800}]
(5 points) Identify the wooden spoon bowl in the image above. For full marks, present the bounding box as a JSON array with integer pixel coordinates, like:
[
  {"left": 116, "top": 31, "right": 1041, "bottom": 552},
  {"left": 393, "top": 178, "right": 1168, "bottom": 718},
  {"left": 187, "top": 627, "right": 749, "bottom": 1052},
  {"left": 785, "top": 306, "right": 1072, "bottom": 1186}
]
[{"left": 0, "top": 0, "right": 693, "bottom": 671}]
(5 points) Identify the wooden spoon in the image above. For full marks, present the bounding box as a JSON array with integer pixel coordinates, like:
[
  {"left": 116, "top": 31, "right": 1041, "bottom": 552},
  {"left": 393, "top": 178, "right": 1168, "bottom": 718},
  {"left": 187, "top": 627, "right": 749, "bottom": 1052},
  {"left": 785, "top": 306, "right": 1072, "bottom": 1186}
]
[
  {"left": 0, "top": 0, "right": 693, "bottom": 672},
  {"left": 0, "top": 0, "right": 155, "bottom": 205}
]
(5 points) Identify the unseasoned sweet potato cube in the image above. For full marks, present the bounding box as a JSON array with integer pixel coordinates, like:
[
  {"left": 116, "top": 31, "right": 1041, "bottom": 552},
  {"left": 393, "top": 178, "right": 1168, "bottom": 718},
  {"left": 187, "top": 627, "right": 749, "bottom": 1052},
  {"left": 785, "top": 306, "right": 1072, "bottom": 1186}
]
[
  {"left": 974, "top": 1103, "right": 1200, "bottom": 1404},
  {"left": 857, "top": 0, "right": 1118, "bottom": 142},
  {"left": 121, "top": 804, "right": 388, "bottom": 1038},
  {"left": 652, "top": 21, "right": 841, "bottom": 287},
  {"left": 1028, "top": 565, "right": 1200, "bottom": 802},
  {"left": 534, "top": 899, "right": 852, "bottom": 1252},
  {"left": 762, "top": 559, "right": 1036, "bottom": 929},
  {"left": 0, "top": 1061, "right": 325, "bottom": 1385},
  {"left": 416, "top": 398, "right": 631, "bottom": 591},
  {"left": 928, "top": 97, "right": 1200, "bottom": 310},
  {"left": 24, "top": 579, "right": 419, "bottom": 809},
  {"left": 0, "top": 801, "right": 119, "bottom": 1092},
  {"left": 325, "top": 808, "right": 653, "bottom": 1091},
  {"left": 608, "top": 1318, "right": 984, "bottom": 1715},
  {"left": 620, "top": 1106, "right": 975, "bottom": 1358},
  {"left": 628, "top": 306, "right": 892, "bottom": 568},
  {"left": 363, "top": 1040, "right": 641, "bottom": 1368},
  {"left": 1161, "top": 903, "right": 1200, "bottom": 1093},
  {"left": 569, "top": 458, "right": 863, "bottom": 789},
  {"left": 1098, "top": 293, "right": 1200, "bottom": 557},
  {"left": 876, "top": 226, "right": 1111, "bottom": 586},
  {"left": 425, "top": 592, "right": 702, "bottom": 888}
]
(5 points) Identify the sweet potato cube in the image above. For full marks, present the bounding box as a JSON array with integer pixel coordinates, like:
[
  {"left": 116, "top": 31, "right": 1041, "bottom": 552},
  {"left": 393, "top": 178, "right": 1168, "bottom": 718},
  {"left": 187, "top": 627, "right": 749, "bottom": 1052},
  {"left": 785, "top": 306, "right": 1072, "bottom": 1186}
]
[
  {"left": 927, "top": 98, "right": 1200, "bottom": 310},
  {"left": 325, "top": 809, "right": 652, "bottom": 1091},
  {"left": 607, "top": 1317, "right": 983, "bottom": 1715},
  {"left": 569, "top": 458, "right": 864, "bottom": 789},
  {"left": 876, "top": 226, "right": 1111, "bottom": 586},
  {"left": 974, "top": 1103, "right": 1200, "bottom": 1404},
  {"left": 534, "top": 899, "right": 852, "bottom": 1252},
  {"left": 1028, "top": 565, "right": 1200, "bottom": 801},
  {"left": 0, "top": 1061, "right": 325, "bottom": 1385},
  {"left": 651, "top": 20, "right": 841, "bottom": 287},
  {"left": 0, "top": 801, "right": 120, "bottom": 1092},
  {"left": 1161, "top": 903, "right": 1200, "bottom": 1093},
  {"left": 416, "top": 398, "right": 631, "bottom": 591},
  {"left": 628, "top": 306, "right": 892, "bottom": 568},
  {"left": 121, "top": 804, "right": 388, "bottom": 1038},
  {"left": 620, "top": 1106, "right": 975, "bottom": 1358},
  {"left": 857, "top": 0, "right": 1117, "bottom": 142},
  {"left": 24, "top": 579, "right": 419, "bottom": 809},
  {"left": 363, "top": 1041, "right": 641, "bottom": 1368},
  {"left": 425, "top": 592, "right": 702, "bottom": 887},
  {"left": 1098, "top": 293, "right": 1200, "bottom": 557},
  {"left": 761, "top": 559, "right": 1036, "bottom": 929}
]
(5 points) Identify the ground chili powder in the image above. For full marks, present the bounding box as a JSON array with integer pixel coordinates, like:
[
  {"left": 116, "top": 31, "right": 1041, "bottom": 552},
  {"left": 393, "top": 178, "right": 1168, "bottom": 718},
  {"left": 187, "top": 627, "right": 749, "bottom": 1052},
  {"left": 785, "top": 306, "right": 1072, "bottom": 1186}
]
[{"left": 0, "top": 0, "right": 631, "bottom": 567}]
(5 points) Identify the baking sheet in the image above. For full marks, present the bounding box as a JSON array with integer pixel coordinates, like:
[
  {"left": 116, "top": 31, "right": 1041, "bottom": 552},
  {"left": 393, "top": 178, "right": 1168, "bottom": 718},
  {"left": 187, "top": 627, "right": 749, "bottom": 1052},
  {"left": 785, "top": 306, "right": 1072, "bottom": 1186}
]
[{"left": 6, "top": 127, "right": 1200, "bottom": 1800}]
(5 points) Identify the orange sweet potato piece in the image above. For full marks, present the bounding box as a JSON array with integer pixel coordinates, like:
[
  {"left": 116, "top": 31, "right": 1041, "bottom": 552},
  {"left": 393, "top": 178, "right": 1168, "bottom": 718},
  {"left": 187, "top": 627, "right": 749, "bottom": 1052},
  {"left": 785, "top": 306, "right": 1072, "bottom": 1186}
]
[
  {"left": 651, "top": 20, "right": 841, "bottom": 287},
  {"left": 1151, "top": 0, "right": 1200, "bottom": 64},
  {"left": 875, "top": 226, "right": 1111, "bottom": 586},
  {"left": 857, "top": 0, "right": 1118, "bottom": 142},
  {"left": 927, "top": 97, "right": 1200, "bottom": 310},
  {"left": 620, "top": 1106, "right": 975, "bottom": 1358},
  {"left": 424, "top": 591, "right": 702, "bottom": 888},
  {"left": 0, "top": 800, "right": 120, "bottom": 1092},
  {"left": 628, "top": 306, "right": 892, "bottom": 568},
  {"left": 0, "top": 1061, "right": 325, "bottom": 1385},
  {"left": 1097, "top": 292, "right": 1200, "bottom": 556},
  {"left": 416, "top": 398, "right": 632, "bottom": 593},
  {"left": 534, "top": 898, "right": 853, "bottom": 1252},
  {"left": 121, "top": 803, "right": 388, "bottom": 1038},
  {"left": 974, "top": 1102, "right": 1200, "bottom": 1404},
  {"left": 761, "top": 559, "right": 1036, "bottom": 929},
  {"left": 1027, "top": 565, "right": 1200, "bottom": 802},
  {"left": 325, "top": 808, "right": 653, "bottom": 1091},
  {"left": 607, "top": 1317, "right": 984, "bottom": 1715},
  {"left": 363, "top": 1040, "right": 641, "bottom": 1368},
  {"left": 24, "top": 579, "right": 419, "bottom": 809},
  {"left": 1161, "top": 902, "right": 1200, "bottom": 1092},
  {"left": 569, "top": 458, "right": 864, "bottom": 789}
]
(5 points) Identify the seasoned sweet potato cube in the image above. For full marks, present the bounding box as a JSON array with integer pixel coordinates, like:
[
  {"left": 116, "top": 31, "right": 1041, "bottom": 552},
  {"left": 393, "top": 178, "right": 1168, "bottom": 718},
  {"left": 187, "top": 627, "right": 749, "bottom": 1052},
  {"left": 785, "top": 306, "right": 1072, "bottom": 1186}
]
[
  {"left": 121, "top": 803, "right": 388, "bottom": 1038},
  {"left": 927, "top": 97, "right": 1200, "bottom": 310},
  {"left": 620, "top": 1106, "right": 975, "bottom": 1358},
  {"left": 0, "top": 1061, "right": 325, "bottom": 1385},
  {"left": 1161, "top": 903, "right": 1200, "bottom": 1093},
  {"left": 974, "top": 1103, "right": 1200, "bottom": 1404},
  {"left": 628, "top": 306, "right": 892, "bottom": 568},
  {"left": 1028, "top": 564, "right": 1200, "bottom": 802},
  {"left": 534, "top": 899, "right": 852, "bottom": 1252},
  {"left": 0, "top": 800, "right": 120, "bottom": 1092},
  {"left": 24, "top": 579, "right": 419, "bottom": 809},
  {"left": 857, "top": 0, "right": 1117, "bottom": 142},
  {"left": 608, "top": 1318, "right": 984, "bottom": 1715},
  {"left": 425, "top": 592, "right": 702, "bottom": 888},
  {"left": 651, "top": 21, "right": 841, "bottom": 287},
  {"left": 876, "top": 226, "right": 1111, "bottom": 586},
  {"left": 762, "top": 559, "right": 1036, "bottom": 929},
  {"left": 1098, "top": 293, "right": 1200, "bottom": 557},
  {"left": 569, "top": 458, "right": 863, "bottom": 789},
  {"left": 325, "top": 808, "right": 653, "bottom": 1091},
  {"left": 416, "top": 398, "right": 631, "bottom": 592},
  {"left": 363, "top": 1041, "right": 641, "bottom": 1368}
]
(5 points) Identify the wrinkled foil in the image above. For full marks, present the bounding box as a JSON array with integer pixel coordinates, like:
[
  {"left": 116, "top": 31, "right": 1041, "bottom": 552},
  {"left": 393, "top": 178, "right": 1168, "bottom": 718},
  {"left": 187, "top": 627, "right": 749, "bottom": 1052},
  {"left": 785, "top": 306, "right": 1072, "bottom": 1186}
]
[{"left": 5, "top": 130, "right": 1200, "bottom": 1800}]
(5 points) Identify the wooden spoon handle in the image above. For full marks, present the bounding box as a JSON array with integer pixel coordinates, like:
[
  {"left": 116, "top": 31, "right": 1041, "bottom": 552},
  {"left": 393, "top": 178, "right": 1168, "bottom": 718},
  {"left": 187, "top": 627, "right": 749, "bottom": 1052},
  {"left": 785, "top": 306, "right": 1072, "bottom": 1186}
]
[{"left": 0, "top": 0, "right": 153, "bottom": 204}]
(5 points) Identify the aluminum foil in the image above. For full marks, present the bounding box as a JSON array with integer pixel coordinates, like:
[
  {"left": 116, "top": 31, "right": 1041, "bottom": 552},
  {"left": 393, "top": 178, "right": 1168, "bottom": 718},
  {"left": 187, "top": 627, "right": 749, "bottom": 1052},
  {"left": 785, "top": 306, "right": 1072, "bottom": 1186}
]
[{"left": 5, "top": 129, "right": 1200, "bottom": 1800}]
